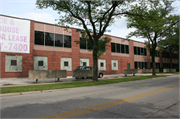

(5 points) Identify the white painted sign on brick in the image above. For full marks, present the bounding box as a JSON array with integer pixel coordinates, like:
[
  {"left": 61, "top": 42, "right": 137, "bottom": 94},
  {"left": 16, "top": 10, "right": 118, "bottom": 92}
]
[{"left": 0, "top": 16, "right": 30, "bottom": 53}]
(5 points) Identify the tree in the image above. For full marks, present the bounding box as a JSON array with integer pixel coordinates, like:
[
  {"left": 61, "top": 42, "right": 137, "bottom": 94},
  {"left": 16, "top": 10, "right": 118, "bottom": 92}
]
[
  {"left": 125, "top": 0, "right": 179, "bottom": 75},
  {"left": 158, "top": 22, "right": 179, "bottom": 53},
  {"left": 36, "top": 0, "right": 132, "bottom": 81}
]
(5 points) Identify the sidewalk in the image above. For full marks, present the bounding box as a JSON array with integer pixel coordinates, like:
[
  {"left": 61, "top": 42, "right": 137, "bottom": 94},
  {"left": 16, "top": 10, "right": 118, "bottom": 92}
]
[{"left": 0, "top": 73, "right": 173, "bottom": 87}]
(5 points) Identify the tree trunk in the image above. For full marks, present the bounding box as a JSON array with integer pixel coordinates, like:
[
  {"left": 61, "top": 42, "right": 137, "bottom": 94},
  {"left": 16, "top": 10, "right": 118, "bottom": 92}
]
[
  {"left": 93, "top": 39, "right": 98, "bottom": 82},
  {"left": 93, "top": 50, "right": 98, "bottom": 82},
  {"left": 152, "top": 54, "right": 156, "bottom": 75}
]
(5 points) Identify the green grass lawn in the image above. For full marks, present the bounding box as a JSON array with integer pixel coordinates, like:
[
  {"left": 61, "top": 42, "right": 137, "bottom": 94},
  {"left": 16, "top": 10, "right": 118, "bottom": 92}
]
[
  {"left": 172, "top": 72, "right": 179, "bottom": 74},
  {"left": 1, "top": 75, "right": 170, "bottom": 94}
]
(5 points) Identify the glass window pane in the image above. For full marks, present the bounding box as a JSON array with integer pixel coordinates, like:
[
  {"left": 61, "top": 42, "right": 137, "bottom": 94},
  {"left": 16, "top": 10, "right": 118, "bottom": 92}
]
[
  {"left": 11, "top": 60, "right": 17, "bottom": 66},
  {"left": 64, "top": 61, "right": 68, "bottom": 66},
  {"left": 116, "top": 44, "right": 120, "bottom": 53},
  {"left": 100, "top": 62, "right": 104, "bottom": 67},
  {"left": 144, "top": 48, "right": 147, "bottom": 56},
  {"left": 145, "top": 62, "right": 147, "bottom": 69},
  {"left": 38, "top": 61, "right": 43, "bottom": 66},
  {"left": 64, "top": 35, "right": 71, "bottom": 48},
  {"left": 80, "top": 38, "right": 86, "bottom": 49},
  {"left": 113, "top": 63, "right": 116, "bottom": 67},
  {"left": 121, "top": 44, "right": 124, "bottom": 53},
  {"left": 135, "top": 62, "right": 137, "bottom": 69},
  {"left": 35, "top": 31, "right": 44, "bottom": 45},
  {"left": 141, "top": 48, "right": 144, "bottom": 55},
  {"left": 45, "top": 32, "right": 54, "bottom": 46},
  {"left": 134, "top": 47, "right": 137, "bottom": 55},
  {"left": 111, "top": 43, "right": 116, "bottom": 52},
  {"left": 55, "top": 34, "right": 63, "bottom": 47},
  {"left": 142, "top": 62, "right": 144, "bottom": 69},
  {"left": 138, "top": 47, "right": 140, "bottom": 55},
  {"left": 139, "top": 62, "right": 142, "bottom": 69},
  {"left": 83, "top": 62, "right": 86, "bottom": 66},
  {"left": 126, "top": 45, "right": 129, "bottom": 54},
  {"left": 87, "top": 40, "right": 93, "bottom": 50}
]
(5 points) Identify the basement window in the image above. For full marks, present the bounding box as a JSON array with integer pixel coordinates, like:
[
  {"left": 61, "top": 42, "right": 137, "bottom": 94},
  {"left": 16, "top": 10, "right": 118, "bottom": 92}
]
[
  {"left": 64, "top": 61, "right": 69, "bottom": 66},
  {"left": 100, "top": 62, "right": 104, "bottom": 67},
  {"left": 11, "top": 60, "right": 17, "bottom": 66},
  {"left": 83, "top": 62, "right": 87, "bottom": 66},
  {"left": 38, "top": 61, "right": 44, "bottom": 66},
  {"left": 113, "top": 63, "right": 116, "bottom": 67}
]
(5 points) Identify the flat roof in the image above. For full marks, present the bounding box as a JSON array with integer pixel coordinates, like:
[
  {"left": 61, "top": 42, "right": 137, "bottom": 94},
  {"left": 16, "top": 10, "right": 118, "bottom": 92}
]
[{"left": 0, "top": 14, "right": 145, "bottom": 44}]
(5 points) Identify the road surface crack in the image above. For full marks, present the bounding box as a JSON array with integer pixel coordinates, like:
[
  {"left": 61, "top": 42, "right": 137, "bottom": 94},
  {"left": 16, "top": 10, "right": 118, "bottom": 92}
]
[{"left": 145, "top": 102, "right": 179, "bottom": 118}]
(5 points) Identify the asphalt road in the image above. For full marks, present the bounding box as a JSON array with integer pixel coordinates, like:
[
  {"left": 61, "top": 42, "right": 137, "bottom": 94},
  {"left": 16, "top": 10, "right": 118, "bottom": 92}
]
[{"left": 1, "top": 75, "right": 179, "bottom": 119}]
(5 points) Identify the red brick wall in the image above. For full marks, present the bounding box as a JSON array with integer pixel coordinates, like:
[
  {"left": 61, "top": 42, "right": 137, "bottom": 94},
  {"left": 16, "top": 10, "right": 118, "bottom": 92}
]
[
  {"left": 129, "top": 40, "right": 134, "bottom": 69},
  {"left": 71, "top": 28, "right": 80, "bottom": 71}
]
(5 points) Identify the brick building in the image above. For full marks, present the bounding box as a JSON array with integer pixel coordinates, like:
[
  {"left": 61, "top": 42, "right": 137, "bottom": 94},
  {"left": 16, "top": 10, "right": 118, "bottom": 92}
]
[{"left": 0, "top": 15, "right": 179, "bottom": 78}]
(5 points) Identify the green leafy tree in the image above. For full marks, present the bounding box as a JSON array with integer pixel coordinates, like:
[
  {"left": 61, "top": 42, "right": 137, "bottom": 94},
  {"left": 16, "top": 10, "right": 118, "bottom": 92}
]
[
  {"left": 36, "top": 0, "right": 132, "bottom": 81},
  {"left": 125, "top": 0, "right": 179, "bottom": 75},
  {"left": 158, "top": 22, "right": 179, "bottom": 52}
]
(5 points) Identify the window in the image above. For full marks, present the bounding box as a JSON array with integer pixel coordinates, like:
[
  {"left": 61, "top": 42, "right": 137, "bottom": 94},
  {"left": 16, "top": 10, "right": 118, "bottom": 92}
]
[
  {"left": 38, "top": 61, "right": 43, "bottom": 66},
  {"left": 125, "top": 45, "right": 129, "bottom": 54},
  {"left": 64, "top": 61, "right": 69, "bottom": 66},
  {"left": 134, "top": 46, "right": 147, "bottom": 56},
  {"left": 87, "top": 40, "right": 93, "bottom": 50},
  {"left": 85, "top": 67, "right": 91, "bottom": 70},
  {"left": 135, "top": 62, "right": 148, "bottom": 69},
  {"left": 138, "top": 47, "right": 140, "bottom": 55},
  {"left": 111, "top": 43, "right": 116, "bottom": 52},
  {"left": 45, "top": 32, "right": 54, "bottom": 46},
  {"left": 35, "top": 31, "right": 44, "bottom": 45},
  {"left": 111, "top": 42, "right": 129, "bottom": 54},
  {"left": 55, "top": 34, "right": 63, "bottom": 47},
  {"left": 141, "top": 48, "right": 144, "bottom": 55},
  {"left": 113, "top": 63, "right": 116, "bottom": 67},
  {"left": 162, "top": 51, "right": 170, "bottom": 58},
  {"left": 135, "top": 62, "right": 138, "bottom": 69},
  {"left": 121, "top": 44, "right": 124, "bottom": 53},
  {"left": 155, "top": 51, "right": 160, "bottom": 57},
  {"left": 64, "top": 35, "right": 71, "bottom": 48},
  {"left": 83, "top": 62, "right": 86, "bottom": 66},
  {"left": 11, "top": 60, "right": 17, "bottom": 66},
  {"left": 134, "top": 46, "right": 137, "bottom": 55},
  {"left": 116, "top": 44, "right": 120, "bottom": 53},
  {"left": 80, "top": 38, "right": 86, "bottom": 49},
  {"left": 100, "top": 62, "right": 104, "bottom": 67},
  {"left": 144, "top": 48, "right": 147, "bottom": 56}
]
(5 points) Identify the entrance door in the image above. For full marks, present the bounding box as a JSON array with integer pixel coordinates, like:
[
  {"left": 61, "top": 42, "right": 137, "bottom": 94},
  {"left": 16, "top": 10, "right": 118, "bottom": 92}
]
[{"left": 127, "top": 63, "right": 130, "bottom": 69}]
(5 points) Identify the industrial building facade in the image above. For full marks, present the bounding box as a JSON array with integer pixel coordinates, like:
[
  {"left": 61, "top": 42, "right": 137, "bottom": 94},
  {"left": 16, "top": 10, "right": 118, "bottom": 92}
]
[{"left": 0, "top": 15, "right": 179, "bottom": 78}]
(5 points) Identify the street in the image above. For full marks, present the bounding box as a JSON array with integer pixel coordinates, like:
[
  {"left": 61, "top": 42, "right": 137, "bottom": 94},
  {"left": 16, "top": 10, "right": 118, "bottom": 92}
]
[{"left": 1, "top": 75, "right": 179, "bottom": 118}]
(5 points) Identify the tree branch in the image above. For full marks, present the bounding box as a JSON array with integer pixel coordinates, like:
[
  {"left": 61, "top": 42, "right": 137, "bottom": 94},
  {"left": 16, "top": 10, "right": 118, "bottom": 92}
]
[{"left": 159, "top": 20, "right": 179, "bottom": 37}]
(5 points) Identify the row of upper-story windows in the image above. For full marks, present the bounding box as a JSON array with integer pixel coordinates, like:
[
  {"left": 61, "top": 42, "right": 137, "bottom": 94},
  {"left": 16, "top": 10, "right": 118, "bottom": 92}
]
[
  {"left": 162, "top": 51, "right": 170, "bottom": 58},
  {"left": 134, "top": 46, "right": 147, "bottom": 56},
  {"left": 34, "top": 30, "right": 178, "bottom": 59},
  {"left": 111, "top": 42, "right": 129, "bottom": 54},
  {"left": 172, "top": 53, "right": 178, "bottom": 59},
  {"left": 34, "top": 31, "right": 72, "bottom": 48},
  {"left": 155, "top": 51, "right": 178, "bottom": 59}
]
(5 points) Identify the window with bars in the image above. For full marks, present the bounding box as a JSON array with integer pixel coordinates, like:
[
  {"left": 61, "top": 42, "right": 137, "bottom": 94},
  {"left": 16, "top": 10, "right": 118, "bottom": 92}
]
[
  {"left": 11, "top": 60, "right": 17, "bottom": 66},
  {"left": 38, "top": 61, "right": 44, "bottom": 66}
]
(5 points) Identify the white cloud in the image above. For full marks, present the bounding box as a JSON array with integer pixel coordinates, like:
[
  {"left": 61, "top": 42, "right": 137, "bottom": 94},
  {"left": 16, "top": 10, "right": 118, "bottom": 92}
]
[{"left": 20, "top": 12, "right": 56, "bottom": 24}]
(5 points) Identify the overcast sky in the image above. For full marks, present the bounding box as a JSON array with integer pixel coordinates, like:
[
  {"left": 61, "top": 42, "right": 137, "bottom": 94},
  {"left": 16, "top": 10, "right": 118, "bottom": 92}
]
[{"left": 1, "top": 0, "right": 179, "bottom": 43}]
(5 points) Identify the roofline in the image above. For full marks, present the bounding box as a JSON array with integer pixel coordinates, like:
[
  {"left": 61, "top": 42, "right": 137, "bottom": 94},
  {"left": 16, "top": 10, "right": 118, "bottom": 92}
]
[{"left": 0, "top": 14, "right": 145, "bottom": 44}]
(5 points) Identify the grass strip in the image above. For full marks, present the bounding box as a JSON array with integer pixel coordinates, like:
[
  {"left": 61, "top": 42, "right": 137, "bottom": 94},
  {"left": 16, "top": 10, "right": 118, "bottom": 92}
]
[{"left": 1, "top": 75, "right": 170, "bottom": 94}]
